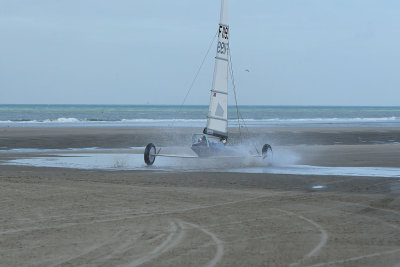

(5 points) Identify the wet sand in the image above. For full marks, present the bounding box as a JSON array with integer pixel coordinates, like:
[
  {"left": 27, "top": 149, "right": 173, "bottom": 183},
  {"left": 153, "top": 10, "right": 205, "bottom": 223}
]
[
  {"left": 1, "top": 127, "right": 400, "bottom": 266},
  {"left": 1, "top": 126, "right": 400, "bottom": 149}
]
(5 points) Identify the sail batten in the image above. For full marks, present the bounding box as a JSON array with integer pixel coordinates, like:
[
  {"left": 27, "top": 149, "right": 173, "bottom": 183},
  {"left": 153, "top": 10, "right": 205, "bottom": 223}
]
[
  {"left": 215, "top": 56, "right": 229, "bottom": 62},
  {"left": 211, "top": 89, "right": 228, "bottom": 95},
  {"left": 204, "top": 0, "right": 229, "bottom": 140}
]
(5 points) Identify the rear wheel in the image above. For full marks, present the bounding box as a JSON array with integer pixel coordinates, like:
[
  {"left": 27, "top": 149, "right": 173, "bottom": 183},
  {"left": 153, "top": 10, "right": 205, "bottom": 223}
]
[
  {"left": 144, "top": 143, "right": 156, "bottom": 165},
  {"left": 262, "top": 144, "right": 272, "bottom": 159}
]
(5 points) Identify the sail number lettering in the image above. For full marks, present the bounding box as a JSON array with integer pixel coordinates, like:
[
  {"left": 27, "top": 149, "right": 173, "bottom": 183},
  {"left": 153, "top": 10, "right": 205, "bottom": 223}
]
[
  {"left": 218, "top": 25, "right": 229, "bottom": 40},
  {"left": 217, "top": 42, "right": 227, "bottom": 54},
  {"left": 217, "top": 25, "right": 229, "bottom": 55}
]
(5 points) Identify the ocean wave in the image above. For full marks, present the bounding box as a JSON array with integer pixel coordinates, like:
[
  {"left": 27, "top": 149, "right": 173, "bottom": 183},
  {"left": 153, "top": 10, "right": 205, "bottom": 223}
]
[
  {"left": 243, "top": 117, "right": 398, "bottom": 122},
  {"left": 0, "top": 118, "right": 84, "bottom": 124},
  {"left": 43, "top": 117, "right": 81, "bottom": 123},
  {"left": 0, "top": 118, "right": 208, "bottom": 124},
  {"left": 0, "top": 117, "right": 398, "bottom": 125},
  {"left": 120, "top": 119, "right": 206, "bottom": 123}
]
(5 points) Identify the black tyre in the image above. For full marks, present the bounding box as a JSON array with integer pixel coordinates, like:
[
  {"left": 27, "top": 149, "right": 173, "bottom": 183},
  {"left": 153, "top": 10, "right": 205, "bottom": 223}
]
[
  {"left": 262, "top": 144, "right": 272, "bottom": 159},
  {"left": 144, "top": 143, "right": 156, "bottom": 166}
]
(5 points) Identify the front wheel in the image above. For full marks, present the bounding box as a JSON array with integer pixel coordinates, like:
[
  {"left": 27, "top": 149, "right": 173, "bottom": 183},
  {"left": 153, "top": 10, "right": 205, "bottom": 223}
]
[
  {"left": 144, "top": 143, "right": 156, "bottom": 165},
  {"left": 262, "top": 144, "right": 272, "bottom": 159}
]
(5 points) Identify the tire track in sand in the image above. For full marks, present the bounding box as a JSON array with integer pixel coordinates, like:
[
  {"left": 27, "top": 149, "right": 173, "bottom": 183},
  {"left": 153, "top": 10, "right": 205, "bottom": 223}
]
[
  {"left": 122, "top": 220, "right": 185, "bottom": 267},
  {"left": 181, "top": 220, "right": 224, "bottom": 267},
  {"left": 276, "top": 199, "right": 400, "bottom": 267},
  {"left": 120, "top": 220, "right": 223, "bottom": 267},
  {"left": 306, "top": 247, "right": 400, "bottom": 267},
  {"left": 0, "top": 194, "right": 272, "bottom": 236},
  {"left": 271, "top": 209, "right": 328, "bottom": 267},
  {"left": 43, "top": 230, "right": 124, "bottom": 266}
]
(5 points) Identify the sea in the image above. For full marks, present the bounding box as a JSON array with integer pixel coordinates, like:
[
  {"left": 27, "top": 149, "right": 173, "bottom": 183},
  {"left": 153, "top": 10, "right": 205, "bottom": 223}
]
[{"left": 0, "top": 105, "right": 399, "bottom": 128}]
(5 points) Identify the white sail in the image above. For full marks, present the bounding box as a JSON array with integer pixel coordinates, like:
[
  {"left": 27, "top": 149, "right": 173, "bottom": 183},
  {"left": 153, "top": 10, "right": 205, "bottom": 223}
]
[{"left": 204, "top": 0, "right": 229, "bottom": 140}]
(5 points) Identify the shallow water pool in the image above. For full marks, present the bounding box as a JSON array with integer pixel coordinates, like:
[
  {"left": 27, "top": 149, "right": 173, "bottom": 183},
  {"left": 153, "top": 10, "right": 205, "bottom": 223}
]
[{"left": 2, "top": 152, "right": 400, "bottom": 178}]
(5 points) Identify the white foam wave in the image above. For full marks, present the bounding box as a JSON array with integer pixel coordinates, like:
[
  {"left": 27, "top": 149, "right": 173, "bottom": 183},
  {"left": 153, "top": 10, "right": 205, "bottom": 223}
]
[
  {"left": 0, "top": 118, "right": 83, "bottom": 124},
  {"left": 242, "top": 117, "right": 398, "bottom": 123},
  {"left": 121, "top": 119, "right": 206, "bottom": 123},
  {"left": 43, "top": 117, "right": 81, "bottom": 123},
  {"left": 0, "top": 116, "right": 398, "bottom": 126}
]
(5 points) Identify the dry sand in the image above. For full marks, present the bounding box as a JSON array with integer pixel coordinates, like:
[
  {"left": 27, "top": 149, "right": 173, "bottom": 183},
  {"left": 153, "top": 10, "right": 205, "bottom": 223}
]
[{"left": 1, "top": 127, "right": 400, "bottom": 266}]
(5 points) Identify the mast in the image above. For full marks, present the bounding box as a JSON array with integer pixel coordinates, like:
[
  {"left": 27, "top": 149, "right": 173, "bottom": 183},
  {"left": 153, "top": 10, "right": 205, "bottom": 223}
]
[{"left": 203, "top": 0, "right": 229, "bottom": 140}]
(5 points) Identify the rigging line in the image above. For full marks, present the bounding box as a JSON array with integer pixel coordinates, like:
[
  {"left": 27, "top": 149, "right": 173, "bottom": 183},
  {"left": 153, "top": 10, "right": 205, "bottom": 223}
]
[
  {"left": 230, "top": 68, "right": 249, "bottom": 135},
  {"left": 228, "top": 45, "right": 250, "bottom": 135},
  {"left": 228, "top": 45, "right": 243, "bottom": 143},
  {"left": 236, "top": 103, "right": 261, "bottom": 154},
  {"left": 238, "top": 110, "right": 250, "bottom": 134},
  {"left": 174, "top": 31, "right": 218, "bottom": 123},
  {"left": 229, "top": 45, "right": 260, "bottom": 154}
]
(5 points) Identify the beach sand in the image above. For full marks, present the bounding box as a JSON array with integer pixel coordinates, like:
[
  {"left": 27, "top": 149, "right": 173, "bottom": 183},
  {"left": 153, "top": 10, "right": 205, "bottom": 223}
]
[{"left": 1, "top": 127, "right": 400, "bottom": 266}]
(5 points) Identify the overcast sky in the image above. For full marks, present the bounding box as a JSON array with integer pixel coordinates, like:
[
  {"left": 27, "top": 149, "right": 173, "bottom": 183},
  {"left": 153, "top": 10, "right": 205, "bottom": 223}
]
[{"left": 1, "top": 0, "right": 399, "bottom": 105}]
